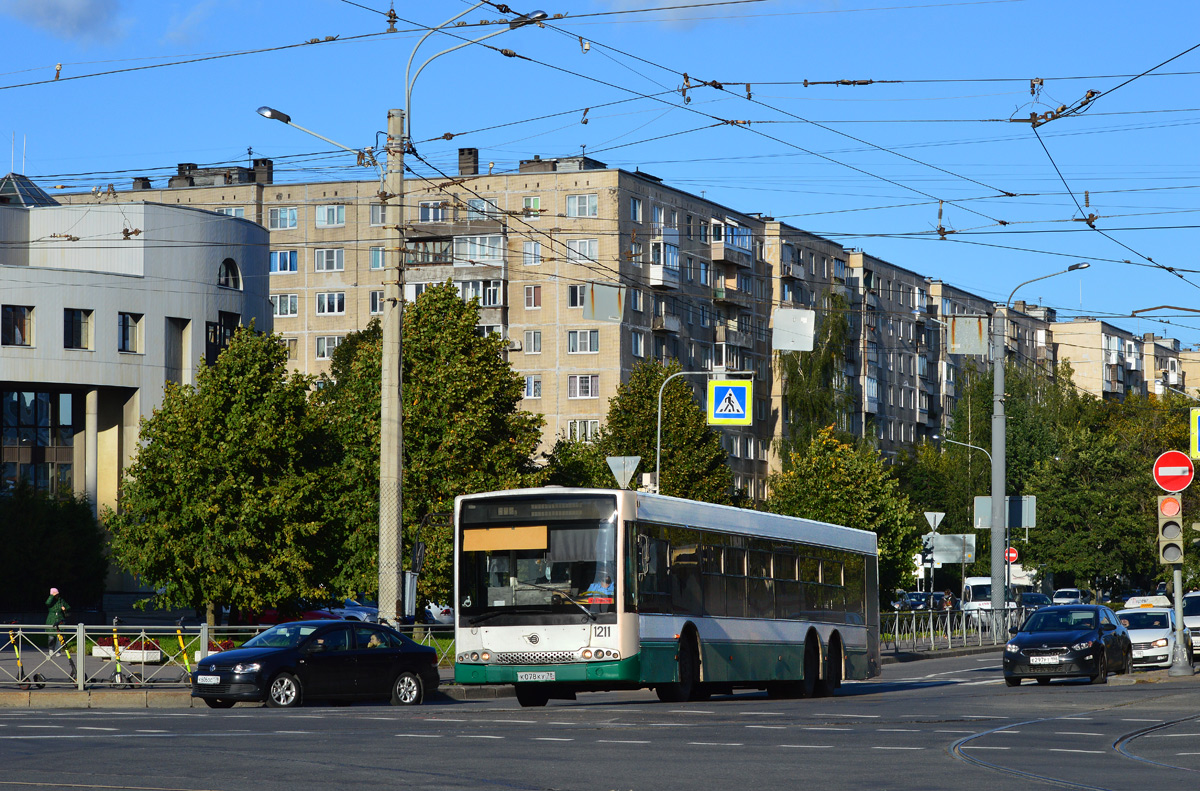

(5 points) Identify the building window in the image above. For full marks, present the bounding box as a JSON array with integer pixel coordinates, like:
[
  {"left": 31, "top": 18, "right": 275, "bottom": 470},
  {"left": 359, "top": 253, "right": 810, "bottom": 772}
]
[
  {"left": 419, "top": 201, "right": 446, "bottom": 222},
  {"left": 270, "top": 250, "right": 298, "bottom": 273},
  {"left": 2, "top": 306, "right": 33, "bottom": 347},
  {"left": 686, "top": 215, "right": 693, "bottom": 239},
  {"left": 409, "top": 239, "right": 452, "bottom": 265},
  {"left": 524, "top": 375, "right": 542, "bottom": 399},
  {"left": 568, "top": 419, "right": 600, "bottom": 442},
  {"left": 629, "top": 241, "right": 643, "bottom": 266},
  {"left": 523, "top": 240, "right": 542, "bottom": 266},
  {"left": 457, "top": 280, "right": 504, "bottom": 307},
  {"left": 630, "top": 289, "right": 642, "bottom": 312},
  {"left": 316, "top": 336, "right": 342, "bottom": 360},
  {"left": 568, "top": 329, "right": 599, "bottom": 354},
  {"left": 566, "top": 194, "right": 598, "bottom": 218},
  {"left": 216, "top": 207, "right": 244, "bottom": 218},
  {"left": 370, "top": 291, "right": 384, "bottom": 315},
  {"left": 454, "top": 235, "right": 505, "bottom": 266},
  {"left": 316, "top": 292, "right": 346, "bottom": 315},
  {"left": 700, "top": 220, "right": 708, "bottom": 243},
  {"left": 370, "top": 246, "right": 385, "bottom": 270},
  {"left": 484, "top": 281, "right": 502, "bottom": 307},
  {"left": 568, "top": 374, "right": 599, "bottom": 399},
  {"left": 686, "top": 256, "right": 694, "bottom": 282},
  {"left": 63, "top": 308, "right": 91, "bottom": 350},
  {"left": 631, "top": 331, "right": 644, "bottom": 358},
  {"left": 268, "top": 207, "right": 297, "bottom": 229},
  {"left": 567, "top": 285, "right": 585, "bottom": 308},
  {"left": 652, "top": 205, "right": 664, "bottom": 229},
  {"left": 477, "top": 324, "right": 502, "bottom": 338},
  {"left": 652, "top": 242, "right": 679, "bottom": 271},
  {"left": 630, "top": 197, "right": 642, "bottom": 222},
  {"left": 217, "top": 258, "right": 241, "bottom": 289},
  {"left": 315, "top": 249, "right": 344, "bottom": 272},
  {"left": 523, "top": 196, "right": 541, "bottom": 218},
  {"left": 270, "top": 294, "right": 298, "bottom": 317},
  {"left": 525, "top": 285, "right": 542, "bottom": 309},
  {"left": 370, "top": 204, "right": 388, "bottom": 226},
  {"left": 466, "top": 198, "right": 500, "bottom": 221},
  {"left": 566, "top": 238, "right": 599, "bottom": 264},
  {"left": 280, "top": 337, "right": 298, "bottom": 359},
  {"left": 117, "top": 312, "right": 141, "bottom": 353},
  {"left": 0, "top": 390, "right": 78, "bottom": 494},
  {"left": 524, "top": 330, "right": 542, "bottom": 353},
  {"left": 315, "top": 204, "right": 345, "bottom": 228}
]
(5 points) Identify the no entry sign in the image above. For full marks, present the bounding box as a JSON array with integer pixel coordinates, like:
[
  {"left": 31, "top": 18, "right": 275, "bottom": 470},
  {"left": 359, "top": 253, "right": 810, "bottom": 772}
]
[
  {"left": 1153, "top": 450, "right": 1194, "bottom": 493},
  {"left": 1004, "top": 547, "right": 1018, "bottom": 563}
]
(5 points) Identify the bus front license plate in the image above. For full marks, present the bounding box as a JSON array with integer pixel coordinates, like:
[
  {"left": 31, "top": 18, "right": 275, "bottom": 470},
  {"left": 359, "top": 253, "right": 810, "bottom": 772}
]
[{"left": 517, "top": 671, "right": 555, "bottom": 682}]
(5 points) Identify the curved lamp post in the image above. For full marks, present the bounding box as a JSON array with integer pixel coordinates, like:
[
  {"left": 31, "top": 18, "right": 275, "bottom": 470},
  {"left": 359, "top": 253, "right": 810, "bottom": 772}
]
[{"left": 257, "top": 7, "right": 544, "bottom": 623}]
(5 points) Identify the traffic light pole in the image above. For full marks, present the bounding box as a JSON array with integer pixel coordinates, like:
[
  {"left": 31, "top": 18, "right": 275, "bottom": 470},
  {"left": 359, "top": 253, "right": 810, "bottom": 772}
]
[{"left": 1169, "top": 562, "right": 1192, "bottom": 676}]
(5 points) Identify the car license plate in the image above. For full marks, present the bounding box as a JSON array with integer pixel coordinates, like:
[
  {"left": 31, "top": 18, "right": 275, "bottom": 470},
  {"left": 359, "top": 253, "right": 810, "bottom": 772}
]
[
  {"left": 1029, "top": 656, "right": 1060, "bottom": 665},
  {"left": 197, "top": 675, "right": 221, "bottom": 684},
  {"left": 517, "top": 671, "right": 555, "bottom": 682}
]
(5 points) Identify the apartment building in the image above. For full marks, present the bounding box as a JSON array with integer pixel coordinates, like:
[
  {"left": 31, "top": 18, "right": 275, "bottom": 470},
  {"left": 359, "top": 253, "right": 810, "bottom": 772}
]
[
  {"left": 1142, "top": 334, "right": 1186, "bottom": 396},
  {"left": 1052, "top": 318, "right": 1147, "bottom": 399}
]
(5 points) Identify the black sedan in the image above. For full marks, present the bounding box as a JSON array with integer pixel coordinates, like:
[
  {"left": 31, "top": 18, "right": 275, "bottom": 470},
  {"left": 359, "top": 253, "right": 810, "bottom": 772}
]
[
  {"left": 190, "top": 620, "right": 439, "bottom": 708},
  {"left": 1002, "top": 604, "right": 1132, "bottom": 686}
]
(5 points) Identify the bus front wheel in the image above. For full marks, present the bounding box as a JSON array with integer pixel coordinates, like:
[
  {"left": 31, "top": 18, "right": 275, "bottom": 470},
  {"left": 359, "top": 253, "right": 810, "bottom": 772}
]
[{"left": 656, "top": 633, "right": 699, "bottom": 703}]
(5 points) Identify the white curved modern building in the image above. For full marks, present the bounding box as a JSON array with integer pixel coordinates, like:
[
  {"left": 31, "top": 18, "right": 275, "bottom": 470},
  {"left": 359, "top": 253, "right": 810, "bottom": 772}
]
[{"left": 0, "top": 173, "right": 271, "bottom": 515}]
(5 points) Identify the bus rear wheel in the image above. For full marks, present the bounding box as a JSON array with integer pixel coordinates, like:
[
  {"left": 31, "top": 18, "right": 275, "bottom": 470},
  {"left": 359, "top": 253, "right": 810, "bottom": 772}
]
[
  {"left": 515, "top": 685, "right": 549, "bottom": 708},
  {"left": 813, "top": 640, "right": 842, "bottom": 697},
  {"left": 656, "top": 633, "right": 699, "bottom": 703}
]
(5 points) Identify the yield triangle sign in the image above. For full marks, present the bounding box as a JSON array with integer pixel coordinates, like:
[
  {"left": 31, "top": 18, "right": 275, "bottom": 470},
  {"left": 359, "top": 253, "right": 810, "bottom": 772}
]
[{"left": 606, "top": 456, "right": 641, "bottom": 489}]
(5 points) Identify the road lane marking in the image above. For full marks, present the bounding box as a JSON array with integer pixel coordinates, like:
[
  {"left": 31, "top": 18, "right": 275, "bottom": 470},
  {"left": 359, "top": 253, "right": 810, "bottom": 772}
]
[
  {"left": 274, "top": 731, "right": 312, "bottom": 734},
  {"left": 1122, "top": 718, "right": 1160, "bottom": 722},
  {"left": 397, "top": 734, "right": 443, "bottom": 738},
  {"left": 873, "top": 746, "right": 923, "bottom": 750},
  {"left": 77, "top": 727, "right": 118, "bottom": 731},
  {"left": 670, "top": 710, "right": 714, "bottom": 714},
  {"left": 738, "top": 712, "right": 784, "bottom": 716},
  {"left": 1055, "top": 731, "right": 1103, "bottom": 736},
  {"left": 1146, "top": 733, "right": 1200, "bottom": 738},
  {"left": 689, "top": 742, "right": 743, "bottom": 746},
  {"left": 878, "top": 728, "right": 920, "bottom": 732},
  {"left": 814, "top": 713, "right": 878, "bottom": 717},
  {"left": 779, "top": 745, "right": 833, "bottom": 749},
  {"left": 426, "top": 718, "right": 467, "bottom": 722},
  {"left": 458, "top": 735, "right": 503, "bottom": 739},
  {"left": 963, "top": 715, "right": 1007, "bottom": 719},
  {"left": 136, "top": 730, "right": 168, "bottom": 733},
  {"left": 962, "top": 746, "right": 1009, "bottom": 750},
  {"left": 1060, "top": 717, "right": 1093, "bottom": 720},
  {"left": 598, "top": 739, "right": 650, "bottom": 744},
  {"left": 746, "top": 725, "right": 786, "bottom": 730},
  {"left": 1049, "top": 749, "right": 1104, "bottom": 754},
  {"left": 534, "top": 737, "right": 574, "bottom": 741},
  {"left": 490, "top": 719, "right": 536, "bottom": 724},
  {"left": 802, "top": 727, "right": 851, "bottom": 731},
  {"left": 18, "top": 725, "right": 63, "bottom": 729}
]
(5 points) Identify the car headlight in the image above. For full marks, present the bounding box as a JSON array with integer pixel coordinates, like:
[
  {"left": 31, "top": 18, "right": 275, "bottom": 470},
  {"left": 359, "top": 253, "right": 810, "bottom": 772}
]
[
  {"left": 1071, "top": 640, "right": 1094, "bottom": 652},
  {"left": 232, "top": 662, "right": 261, "bottom": 674},
  {"left": 1151, "top": 638, "right": 1169, "bottom": 648},
  {"left": 1005, "top": 643, "right": 1020, "bottom": 653}
]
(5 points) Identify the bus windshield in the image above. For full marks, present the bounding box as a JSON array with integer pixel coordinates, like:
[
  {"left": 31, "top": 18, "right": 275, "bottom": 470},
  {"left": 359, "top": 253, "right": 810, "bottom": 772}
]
[{"left": 458, "top": 494, "right": 619, "bottom": 626}]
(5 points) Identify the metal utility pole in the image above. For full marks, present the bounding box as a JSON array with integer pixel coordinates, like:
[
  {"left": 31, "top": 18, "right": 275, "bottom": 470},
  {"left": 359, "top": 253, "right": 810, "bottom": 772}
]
[
  {"left": 378, "top": 108, "right": 406, "bottom": 625},
  {"left": 991, "top": 263, "right": 1089, "bottom": 628}
]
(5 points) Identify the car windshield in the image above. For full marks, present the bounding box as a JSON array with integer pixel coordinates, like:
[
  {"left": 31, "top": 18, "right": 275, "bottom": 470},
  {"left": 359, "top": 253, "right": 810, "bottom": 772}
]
[
  {"left": 242, "top": 623, "right": 324, "bottom": 648},
  {"left": 1023, "top": 609, "right": 1096, "bottom": 632},
  {"left": 1022, "top": 594, "right": 1050, "bottom": 605},
  {"left": 1119, "top": 611, "right": 1169, "bottom": 630},
  {"left": 1183, "top": 596, "right": 1200, "bottom": 617},
  {"left": 909, "top": 593, "right": 930, "bottom": 604},
  {"left": 1053, "top": 589, "right": 1080, "bottom": 598}
]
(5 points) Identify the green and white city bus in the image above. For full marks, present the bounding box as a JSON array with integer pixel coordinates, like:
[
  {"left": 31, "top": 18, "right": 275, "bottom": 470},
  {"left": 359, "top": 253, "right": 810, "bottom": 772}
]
[{"left": 453, "top": 487, "right": 880, "bottom": 707}]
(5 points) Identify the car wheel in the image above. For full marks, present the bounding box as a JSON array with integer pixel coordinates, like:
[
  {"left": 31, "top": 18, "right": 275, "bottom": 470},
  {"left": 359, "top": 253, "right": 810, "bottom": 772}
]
[
  {"left": 203, "top": 698, "right": 236, "bottom": 709},
  {"left": 1090, "top": 653, "right": 1108, "bottom": 685},
  {"left": 391, "top": 671, "right": 424, "bottom": 706},
  {"left": 1036, "top": 677, "right": 1050, "bottom": 686},
  {"left": 515, "top": 685, "right": 550, "bottom": 708},
  {"left": 266, "top": 672, "right": 302, "bottom": 707},
  {"left": 1119, "top": 649, "right": 1133, "bottom": 675},
  {"left": 1005, "top": 676, "right": 1021, "bottom": 687}
]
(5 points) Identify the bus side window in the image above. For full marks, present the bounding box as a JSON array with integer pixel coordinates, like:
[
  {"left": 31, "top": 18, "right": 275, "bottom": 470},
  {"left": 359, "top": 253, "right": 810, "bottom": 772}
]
[{"left": 636, "top": 534, "right": 671, "bottom": 614}]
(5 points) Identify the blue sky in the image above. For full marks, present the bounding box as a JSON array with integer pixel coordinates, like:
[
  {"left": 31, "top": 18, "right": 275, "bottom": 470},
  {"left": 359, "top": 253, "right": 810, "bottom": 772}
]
[{"left": 4, "top": 0, "right": 1200, "bottom": 346}]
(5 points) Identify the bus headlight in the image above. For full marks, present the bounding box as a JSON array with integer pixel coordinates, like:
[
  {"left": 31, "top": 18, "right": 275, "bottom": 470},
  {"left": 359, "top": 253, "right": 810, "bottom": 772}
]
[
  {"left": 471, "top": 652, "right": 480, "bottom": 661},
  {"left": 481, "top": 651, "right": 491, "bottom": 661},
  {"left": 581, "top": 649, "right": 593, "bottom": 659}
]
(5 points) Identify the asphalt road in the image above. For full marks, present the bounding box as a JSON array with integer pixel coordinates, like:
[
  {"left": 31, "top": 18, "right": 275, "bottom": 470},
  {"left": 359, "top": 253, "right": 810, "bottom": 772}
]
[{"left": 3, "top": 652, "right": 1199, "bottom": 791}]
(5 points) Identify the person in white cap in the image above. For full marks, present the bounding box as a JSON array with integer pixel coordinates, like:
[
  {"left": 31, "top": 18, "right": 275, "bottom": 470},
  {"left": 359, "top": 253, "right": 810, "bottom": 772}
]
[{"left": 46, "top": 588, "right": 70, "bottom": 653}]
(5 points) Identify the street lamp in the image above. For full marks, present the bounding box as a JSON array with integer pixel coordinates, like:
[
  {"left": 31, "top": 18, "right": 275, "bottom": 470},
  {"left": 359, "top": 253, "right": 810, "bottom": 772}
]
[
  {"left": 989, "top": 262, "right": 1089, "bottom": 623},
  {"left": 257, "top": 7, "right": 544, "bottom": 624}
]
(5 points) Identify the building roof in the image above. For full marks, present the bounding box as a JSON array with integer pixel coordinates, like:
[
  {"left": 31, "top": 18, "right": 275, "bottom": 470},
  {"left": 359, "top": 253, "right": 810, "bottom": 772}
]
[{"left": 0, "top": 172, "right": 60, "bottom": 207}]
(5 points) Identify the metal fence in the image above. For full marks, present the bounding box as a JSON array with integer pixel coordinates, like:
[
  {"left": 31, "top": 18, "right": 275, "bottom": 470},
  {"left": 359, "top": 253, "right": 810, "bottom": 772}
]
[
  {"left": 881, "top": 608, "right": 1032, "bottom": 653},
  {"left": 1, "top": 621, "right": 457, "bottom": 691}
]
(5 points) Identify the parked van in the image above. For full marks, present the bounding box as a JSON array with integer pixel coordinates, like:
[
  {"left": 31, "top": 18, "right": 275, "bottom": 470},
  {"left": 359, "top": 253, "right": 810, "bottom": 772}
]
[{"left": 960, "top": 576, "right": 1017, "bottom": 622}]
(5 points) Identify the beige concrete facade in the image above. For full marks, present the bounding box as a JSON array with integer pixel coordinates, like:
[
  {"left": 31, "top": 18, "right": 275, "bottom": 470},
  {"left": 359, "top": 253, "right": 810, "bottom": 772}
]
[{"left": 1053, "top": 318, "right": 1147, "bottom": 399}]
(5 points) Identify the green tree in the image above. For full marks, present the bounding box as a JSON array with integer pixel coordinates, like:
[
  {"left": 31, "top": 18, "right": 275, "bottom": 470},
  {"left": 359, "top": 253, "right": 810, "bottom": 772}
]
[
  {"left": 316, "top": 283, "right": 545, "bottom": 604},
  {"left": 105, "top": 326, "right": 337, "bottom": 623},
  {"left": 776, "top": 290, "right": 853, "bottom": 462},
  {"left": 768, "top": 426, "right": 920, "bottom": 596},
  {"left": 596, "top": 360, "right": 733, "bottom": 502},
  {"left": 0, "top": 484, "right": 108, "bottom": 611}
]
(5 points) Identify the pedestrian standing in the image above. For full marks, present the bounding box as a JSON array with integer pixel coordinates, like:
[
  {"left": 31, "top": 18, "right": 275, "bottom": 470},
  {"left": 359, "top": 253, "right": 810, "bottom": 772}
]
[{"left": 46, "top": 588, "right": 70, "bottom": 653}]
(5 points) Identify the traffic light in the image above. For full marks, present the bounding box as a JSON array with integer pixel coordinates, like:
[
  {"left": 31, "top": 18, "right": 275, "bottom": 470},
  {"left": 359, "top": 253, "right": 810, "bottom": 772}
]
[
  {"left": 1157, "top": 495, "right": 1184, "bottom": 564},
  {"left": 920, "top": 534, "right": 935, "bottom": 565}
]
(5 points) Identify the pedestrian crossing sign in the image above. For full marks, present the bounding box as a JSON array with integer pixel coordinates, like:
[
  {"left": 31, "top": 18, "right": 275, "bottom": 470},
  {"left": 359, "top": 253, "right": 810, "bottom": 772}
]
[{"left": 707, "top": 379, "right": 753, "bottom": 426}]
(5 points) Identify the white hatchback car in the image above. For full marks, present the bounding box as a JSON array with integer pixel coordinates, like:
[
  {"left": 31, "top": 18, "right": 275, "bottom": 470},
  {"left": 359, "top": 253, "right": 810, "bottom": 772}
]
[
  {"left": 1183, "top": 593, "right": 1200, "bottom": 659},
  {"left": 1116, "top": 607, "right": 1190, "bottom": 669}
]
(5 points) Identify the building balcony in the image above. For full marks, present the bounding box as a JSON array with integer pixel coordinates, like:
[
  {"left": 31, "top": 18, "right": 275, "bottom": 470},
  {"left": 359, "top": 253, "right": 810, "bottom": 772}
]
[
  {"left": 711, "top": 240, "right": 754, "bottom": 269},
  {"left": 716, "top": 323, "right": 752, "bottom": 348},
  {"left": 712, "top": 284, "right": 752, "bottom": 308},
  {"left": 1105, "top": 350, "right": 1121, "bottom": 365},
  {"left": 651, "top": 314, "right": 682, "bottom": 334},
  {"left": 780, "top": 260, "right": 801, "bottom": 279},
  {"left": 648, "top": 264, "right": 680, "bottom": 289},
  {"left": 943, "top": 381, "right": 956, "bottom": 398},
  {"left": 1126, "top": 355, "right": 1142, "bottom": 371},
  {"left": 864, "top": 395, "right": 880, "bottom": 414}
]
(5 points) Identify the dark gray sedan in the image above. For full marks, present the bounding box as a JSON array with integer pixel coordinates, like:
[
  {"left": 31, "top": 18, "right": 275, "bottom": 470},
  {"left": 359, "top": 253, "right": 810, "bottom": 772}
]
[
  {"left": 1003, "top": 605, "right": 1132, "bottom": 686},
  {"left": 191, "top": 620, "right": 439, "bottom": 708}
]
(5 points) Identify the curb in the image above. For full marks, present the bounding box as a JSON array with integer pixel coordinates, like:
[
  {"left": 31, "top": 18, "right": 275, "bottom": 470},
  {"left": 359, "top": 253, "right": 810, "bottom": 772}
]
[
  {"left": 0, "top": 684, "right": 512, "bottom": 709},
  {"left": 881, "top": 644, "right": 1003, "bottom": 665}
]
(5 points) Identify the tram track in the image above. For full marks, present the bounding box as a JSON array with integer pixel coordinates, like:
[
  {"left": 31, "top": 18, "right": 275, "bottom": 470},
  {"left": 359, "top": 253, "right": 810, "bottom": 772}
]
[{"left": 950, "top": 693, "right": 1200, "bottom": 790}]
